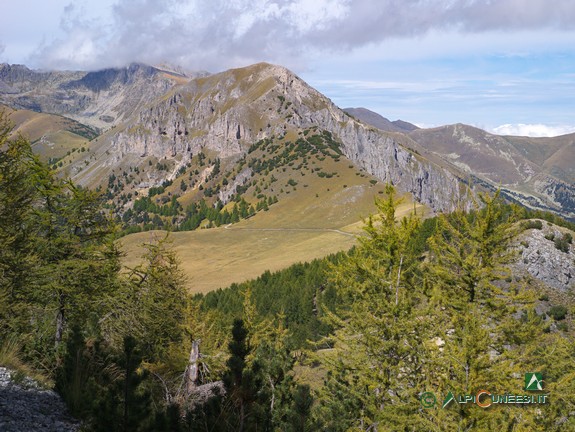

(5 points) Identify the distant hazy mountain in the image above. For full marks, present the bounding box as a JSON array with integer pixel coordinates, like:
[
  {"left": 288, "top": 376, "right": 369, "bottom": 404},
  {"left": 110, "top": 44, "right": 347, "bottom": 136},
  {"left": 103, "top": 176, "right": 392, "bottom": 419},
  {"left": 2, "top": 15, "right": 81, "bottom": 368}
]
[
  {"left": 0, "top": 63, "right": 201, "bottom": 130},
  {"left": 410, "top": 124, "right": 575, "bottom": 218},
  {"left": 343, "top": 107, "right": 419, "bottom": 133}
]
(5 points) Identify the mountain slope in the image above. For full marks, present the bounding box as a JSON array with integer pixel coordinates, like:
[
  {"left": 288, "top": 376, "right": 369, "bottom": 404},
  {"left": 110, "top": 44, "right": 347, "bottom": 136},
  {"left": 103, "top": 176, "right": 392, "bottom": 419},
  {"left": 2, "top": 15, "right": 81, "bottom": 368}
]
[
  {"left": 344, "top": 107, "right": 419, "bottom": 133},
  {"left": 410, "top": 124, "right": 575, "bottom": 219},
  {"left": 1, "top": 103, "right": 97, "bottom": 168},
  {"left": 502, "top": 132, "right": 575, "bottom": 184},
  {"left": 0, "top": 63, "right": 196, "bottom": 130}
]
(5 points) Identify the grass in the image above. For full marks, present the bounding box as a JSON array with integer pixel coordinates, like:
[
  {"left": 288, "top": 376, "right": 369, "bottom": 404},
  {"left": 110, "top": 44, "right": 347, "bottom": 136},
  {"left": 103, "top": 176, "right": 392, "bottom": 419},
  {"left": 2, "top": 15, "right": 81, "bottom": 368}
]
[
  {"left": 0, "top": 336, "right": 51, "bottom": 388},
  {"left": 121, "top": 227, "right": 354, "bottom": 293},
  {"left": 3, "top": 105, "right": 92, "bottom": 167},
  {"left": 120, "top": 151, "right": 425, "bottom": 293}
]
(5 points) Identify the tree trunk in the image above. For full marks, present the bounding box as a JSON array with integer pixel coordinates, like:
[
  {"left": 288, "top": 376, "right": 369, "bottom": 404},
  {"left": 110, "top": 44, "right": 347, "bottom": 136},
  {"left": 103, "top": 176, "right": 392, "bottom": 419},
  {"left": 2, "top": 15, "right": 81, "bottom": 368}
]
[
  {"left": 55, "top": 292, "right": 65, "bottom": 348},
  {"left": 185, "top": 339, "right": 200, "bottom": 396},
  {"left": 395, "top": 256, "right": 403, "bottom": 306}
]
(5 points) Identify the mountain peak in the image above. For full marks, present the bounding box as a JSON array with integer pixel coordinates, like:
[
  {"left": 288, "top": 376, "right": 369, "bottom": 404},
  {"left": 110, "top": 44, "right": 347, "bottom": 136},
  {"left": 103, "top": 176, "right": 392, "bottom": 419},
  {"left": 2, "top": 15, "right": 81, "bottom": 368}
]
[{"left": 343, "top": 107, "right": 418, "bottom": 133}]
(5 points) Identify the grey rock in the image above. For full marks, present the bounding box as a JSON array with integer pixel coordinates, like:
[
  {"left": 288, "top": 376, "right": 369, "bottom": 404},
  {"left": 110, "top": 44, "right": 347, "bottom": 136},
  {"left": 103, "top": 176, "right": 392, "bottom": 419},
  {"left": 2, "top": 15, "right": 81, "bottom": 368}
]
[
  {"left": 515, "top": 223, "right": 575, "bottom": 292},
  {"left": 0, "top": 367, "right": 79, "bottom": 432}
]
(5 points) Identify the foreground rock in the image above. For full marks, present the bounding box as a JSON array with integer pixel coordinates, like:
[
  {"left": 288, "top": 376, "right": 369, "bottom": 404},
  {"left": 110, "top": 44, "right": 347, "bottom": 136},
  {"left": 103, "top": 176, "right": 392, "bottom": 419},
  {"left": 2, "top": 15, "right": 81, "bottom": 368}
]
[
  {"left": 0, "top": 367, "right": 79, "bottom": 432},
  {"left": 516, "top": 221, "right": 575, "bottom": 292}
]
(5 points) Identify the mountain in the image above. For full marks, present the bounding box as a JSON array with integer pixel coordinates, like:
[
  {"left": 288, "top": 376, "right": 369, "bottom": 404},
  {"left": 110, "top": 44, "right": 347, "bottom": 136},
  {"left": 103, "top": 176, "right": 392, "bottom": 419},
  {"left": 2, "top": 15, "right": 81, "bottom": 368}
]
[
  {"left": 0, "top": 63, "right": 197, "bottom": 130},
  {"left": 344, "top": 107, "right": 419, "bottom": 133},
  {"left": 4, "top": 61, "right": 574, "bottom": 221},
  {"left": 3, "top": 61, "right": 574, "bottom": 222},
  {"left": 61, "top": 62, "right": 467, "bottom": 215},
  {"left": 409, "top": 124, "right": 575, "bottom": 219},
  {"left": 2, "top": 61, "right": 575, "bottom": 292}
]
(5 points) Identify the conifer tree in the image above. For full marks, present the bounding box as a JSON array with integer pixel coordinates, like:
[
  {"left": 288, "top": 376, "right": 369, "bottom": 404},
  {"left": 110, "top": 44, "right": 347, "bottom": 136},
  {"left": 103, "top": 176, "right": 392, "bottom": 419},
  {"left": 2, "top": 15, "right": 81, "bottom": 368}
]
[
  {"left": 423, "top": 192, "right": 546, "bottom": 430},
  {"left": 316, "top": 185, "right": 432, "bottom": 430},
  {"left": 115, "top": 235, "right": 188, "bottom": 362},
  {"left": 222, "top": 318, "right": 266, "bottom": 431},
  {"left": 0, "top": 112, "right": 42, "bottom": 336},
  {"left": 1, "top": 111, "right": 121, "bottom": 366}
]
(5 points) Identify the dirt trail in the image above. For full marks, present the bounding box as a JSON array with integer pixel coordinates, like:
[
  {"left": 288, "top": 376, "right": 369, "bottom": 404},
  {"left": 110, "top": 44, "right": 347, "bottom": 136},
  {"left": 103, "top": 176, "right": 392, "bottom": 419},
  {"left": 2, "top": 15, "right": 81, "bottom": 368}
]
[{"left": 224, "top": 224, "right": 356, "bottom": 237}]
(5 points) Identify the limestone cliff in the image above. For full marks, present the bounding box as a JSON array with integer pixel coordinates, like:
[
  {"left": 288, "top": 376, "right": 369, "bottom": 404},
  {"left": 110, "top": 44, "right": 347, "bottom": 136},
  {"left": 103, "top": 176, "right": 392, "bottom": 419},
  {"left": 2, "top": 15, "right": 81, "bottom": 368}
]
[
  {"left": 93, "top": 63, "right": 469, "bottom": 212},
  {"left": 516, "top": 222, "right": 575, "bottom": 292}
]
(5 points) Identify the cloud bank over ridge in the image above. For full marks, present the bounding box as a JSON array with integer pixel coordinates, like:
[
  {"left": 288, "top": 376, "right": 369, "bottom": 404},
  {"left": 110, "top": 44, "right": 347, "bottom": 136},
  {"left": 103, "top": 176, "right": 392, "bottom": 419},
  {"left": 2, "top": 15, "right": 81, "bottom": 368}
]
[
  {"left": 27, "top": 0, "right": 575, "bottom": 71},
  {"left": 492, "top": 124, "right": 575, "bottom": 138}
]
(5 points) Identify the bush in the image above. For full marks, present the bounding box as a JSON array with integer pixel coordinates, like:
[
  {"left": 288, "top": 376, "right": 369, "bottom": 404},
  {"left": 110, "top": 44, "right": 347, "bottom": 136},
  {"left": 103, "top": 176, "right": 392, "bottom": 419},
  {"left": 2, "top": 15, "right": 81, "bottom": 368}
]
[
  {"left": 554, "top": 233, "right": 572, "bottom": 253},
  {"left": 548, "top": 305, "right": 568, "bottom": 321},
  {"left": 522, "top": 220, "right": 543, "bottom": 230}
]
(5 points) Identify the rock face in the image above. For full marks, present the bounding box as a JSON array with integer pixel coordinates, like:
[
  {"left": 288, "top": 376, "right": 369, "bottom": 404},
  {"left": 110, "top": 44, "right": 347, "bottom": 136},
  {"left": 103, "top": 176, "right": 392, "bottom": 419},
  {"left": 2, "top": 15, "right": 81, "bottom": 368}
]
[
  {"left": 516, "top": 222, "right": 575, "bottom": 292},
  {"left": 87, "top": 62, "right": 468, "bottom": 213},
  {"left": 0, "top": 63, "right": 191, "bottom": 130},
  {"left": 0, "top": 367, "right": 79, "bottom": 432}
]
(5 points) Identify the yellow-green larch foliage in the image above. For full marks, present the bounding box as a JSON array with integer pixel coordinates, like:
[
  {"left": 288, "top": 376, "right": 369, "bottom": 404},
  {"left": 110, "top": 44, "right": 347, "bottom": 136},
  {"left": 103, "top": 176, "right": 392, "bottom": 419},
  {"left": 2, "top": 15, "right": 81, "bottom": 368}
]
[{"left": 316, "top": 185, "right": 436, "bottom": 431}]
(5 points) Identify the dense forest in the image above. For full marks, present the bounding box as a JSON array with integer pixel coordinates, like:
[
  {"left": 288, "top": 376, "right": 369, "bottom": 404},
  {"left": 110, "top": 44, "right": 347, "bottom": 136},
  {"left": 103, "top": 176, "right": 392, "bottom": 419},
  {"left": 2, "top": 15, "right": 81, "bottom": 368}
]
[{"left": 1, "top": 111, "right": 575, "bottom": 431}]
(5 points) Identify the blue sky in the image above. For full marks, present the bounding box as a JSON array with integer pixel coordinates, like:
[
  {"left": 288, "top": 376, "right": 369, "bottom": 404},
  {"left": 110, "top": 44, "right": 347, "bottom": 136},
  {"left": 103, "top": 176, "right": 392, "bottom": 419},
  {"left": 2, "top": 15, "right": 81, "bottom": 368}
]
[{"left": 1, "top": 0, "right": 575, "bottom": 136}]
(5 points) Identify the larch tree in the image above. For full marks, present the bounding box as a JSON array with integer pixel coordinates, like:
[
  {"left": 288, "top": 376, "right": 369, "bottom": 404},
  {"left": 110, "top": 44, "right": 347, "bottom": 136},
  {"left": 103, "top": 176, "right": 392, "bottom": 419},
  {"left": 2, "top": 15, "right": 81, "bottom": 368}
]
[
  {"left": 423, "top": 192, "right": 547, "bottom": 430},
  {"left": 316, "top": 185, "right": 434, "bottom": 431}
]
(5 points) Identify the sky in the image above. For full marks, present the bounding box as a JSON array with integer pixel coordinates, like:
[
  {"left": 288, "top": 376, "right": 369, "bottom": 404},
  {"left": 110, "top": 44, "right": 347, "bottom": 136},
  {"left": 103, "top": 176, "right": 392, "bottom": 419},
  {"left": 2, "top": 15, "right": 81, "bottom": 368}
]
[{"left": 1, "top": 0, "right": 575, "bottom": 137}]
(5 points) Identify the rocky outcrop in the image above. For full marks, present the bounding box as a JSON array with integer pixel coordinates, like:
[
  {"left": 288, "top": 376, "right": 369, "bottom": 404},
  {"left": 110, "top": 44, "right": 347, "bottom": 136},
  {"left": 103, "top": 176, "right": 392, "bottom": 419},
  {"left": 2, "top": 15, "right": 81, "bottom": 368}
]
[
  {"left": 516, "top": 222, "right": 575, "bottom": 292},
  {"left": 218, "top": 168, "right": 253, "bottom": 204},
  {"left": 0, "top": 367, "right": 79, "bottom": 432},
  {"left": 0, "top": 63, "right": 188, "bottom": 130}
]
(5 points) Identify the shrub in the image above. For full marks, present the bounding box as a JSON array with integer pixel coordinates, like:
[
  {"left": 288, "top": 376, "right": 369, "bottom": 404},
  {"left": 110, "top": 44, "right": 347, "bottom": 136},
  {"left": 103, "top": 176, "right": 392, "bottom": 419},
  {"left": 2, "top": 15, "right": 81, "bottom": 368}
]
[
  {"left": 522, "top": 220, "right": 543, "bottom": 230},
  {"left": 548, "top": 305, "right": 568, "bottom": 321},
  {"left": 554, "top": 233, "right": 571, "bottom": 253}
]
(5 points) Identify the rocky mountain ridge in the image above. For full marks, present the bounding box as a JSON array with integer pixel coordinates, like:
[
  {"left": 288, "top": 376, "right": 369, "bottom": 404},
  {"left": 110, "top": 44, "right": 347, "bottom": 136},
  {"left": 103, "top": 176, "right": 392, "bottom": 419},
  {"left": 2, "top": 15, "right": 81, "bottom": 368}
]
[
  {"left": 71, "top": 62, "right": 469, "bottom": 213},
  {"left": 2, "top": 61, "right": 574, "bottom": 219},
  {"left": 0, "top": 63, "right": 195, "bottom": 130}
]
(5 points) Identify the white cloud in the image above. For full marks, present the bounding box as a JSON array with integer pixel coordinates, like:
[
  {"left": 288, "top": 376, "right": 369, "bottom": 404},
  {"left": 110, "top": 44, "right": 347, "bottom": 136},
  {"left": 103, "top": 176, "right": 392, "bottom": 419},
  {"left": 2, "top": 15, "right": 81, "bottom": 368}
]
[
  {"left": 492, "top": 124, "right": 575, "bottom": 137},
  {"left": 26, "top": 0, "right": 575, "bottom": 71}
]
